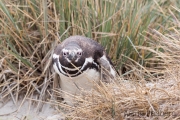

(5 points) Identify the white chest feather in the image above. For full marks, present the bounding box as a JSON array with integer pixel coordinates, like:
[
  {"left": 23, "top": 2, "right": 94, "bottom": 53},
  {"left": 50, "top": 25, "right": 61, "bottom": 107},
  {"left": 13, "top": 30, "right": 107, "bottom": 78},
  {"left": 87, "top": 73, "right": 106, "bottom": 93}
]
[{"left": 59, "top": 69, "right": 100, "bottom": 105}]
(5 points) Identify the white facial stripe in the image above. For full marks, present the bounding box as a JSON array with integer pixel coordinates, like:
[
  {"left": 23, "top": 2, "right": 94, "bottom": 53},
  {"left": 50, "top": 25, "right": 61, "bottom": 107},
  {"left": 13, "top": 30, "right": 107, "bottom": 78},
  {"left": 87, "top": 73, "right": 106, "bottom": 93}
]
[
  {"left": 101, "top": 55, "right": 116, "bottom": 77},
  {"left": 53, "top": 54, "right": 66, "bottom": 75},
  {"left": 62, "top": 49, "right": 69, "bottom": 52},
  {"left": 53, "top": 63, "right": 61, "bottom": 75},
  {"left": 61, "top": 64, "right": 81, "bottom": 71},
  {"left": 76, "top": 49, "right": 82, "bottom": 53},
  {"left": 80, "top": 57, "right": 94, "bottom": 70},
  {"left": 53, "top": 54, "right": 59, "bottom": 59},
  {"left": 62, "top": 48, "right": 82, "bottom": 53}
]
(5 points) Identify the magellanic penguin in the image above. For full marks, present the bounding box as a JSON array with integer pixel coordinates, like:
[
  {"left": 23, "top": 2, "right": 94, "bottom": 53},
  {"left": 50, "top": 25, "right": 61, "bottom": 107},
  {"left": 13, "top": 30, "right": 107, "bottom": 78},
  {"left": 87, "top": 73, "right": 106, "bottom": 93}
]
[{"left": 52, "top": 35, "right": 117, "bottom": 105}]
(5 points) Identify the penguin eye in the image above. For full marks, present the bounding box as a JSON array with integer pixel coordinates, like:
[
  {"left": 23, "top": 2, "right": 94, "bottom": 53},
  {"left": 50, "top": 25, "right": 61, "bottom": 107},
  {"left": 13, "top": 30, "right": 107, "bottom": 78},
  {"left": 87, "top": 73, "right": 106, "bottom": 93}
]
[
  {"left": 63, "top": 51, "right": 69, "bottom": 56},
  {"left": 77, "top": 51, "right": 82, "bottom": 56}
]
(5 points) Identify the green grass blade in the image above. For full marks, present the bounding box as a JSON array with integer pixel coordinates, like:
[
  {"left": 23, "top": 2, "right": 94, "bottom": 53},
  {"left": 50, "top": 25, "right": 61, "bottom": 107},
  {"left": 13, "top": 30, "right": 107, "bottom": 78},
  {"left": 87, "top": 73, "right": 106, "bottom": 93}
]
[{"left": 0, "top": 0, "right": 19, "bottom": 31}]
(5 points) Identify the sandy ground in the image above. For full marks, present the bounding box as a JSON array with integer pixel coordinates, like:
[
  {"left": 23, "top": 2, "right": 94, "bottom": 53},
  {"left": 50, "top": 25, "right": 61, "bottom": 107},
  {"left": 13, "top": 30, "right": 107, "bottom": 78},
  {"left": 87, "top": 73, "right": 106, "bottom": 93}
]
[{"left": 0, "top": 99, "right": 64, "bottom": 120}]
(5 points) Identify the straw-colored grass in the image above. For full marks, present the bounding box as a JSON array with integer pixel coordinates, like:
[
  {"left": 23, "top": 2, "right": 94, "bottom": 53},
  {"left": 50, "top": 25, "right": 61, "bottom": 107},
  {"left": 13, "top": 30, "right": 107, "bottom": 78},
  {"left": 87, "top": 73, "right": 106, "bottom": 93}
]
[{"left": 0, "top": 0, "right": 180, "bottom": 119}]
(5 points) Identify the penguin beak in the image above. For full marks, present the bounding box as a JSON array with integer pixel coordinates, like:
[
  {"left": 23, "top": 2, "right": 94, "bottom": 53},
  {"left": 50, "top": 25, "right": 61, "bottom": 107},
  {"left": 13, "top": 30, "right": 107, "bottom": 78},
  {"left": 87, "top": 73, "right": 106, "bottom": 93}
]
[{"left": 68, "top": 51, "right": 76, "bottom": 62}]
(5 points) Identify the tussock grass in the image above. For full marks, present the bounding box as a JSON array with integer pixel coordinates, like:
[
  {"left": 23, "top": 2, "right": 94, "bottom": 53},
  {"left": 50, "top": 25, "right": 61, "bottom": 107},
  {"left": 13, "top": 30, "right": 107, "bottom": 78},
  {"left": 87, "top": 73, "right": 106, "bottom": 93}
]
[
  {"left": 0, "top": 0, "right": 180, "bottom": 119},
  {"left": 61, "top": 77, "right": 180, "bottom": 119}
]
